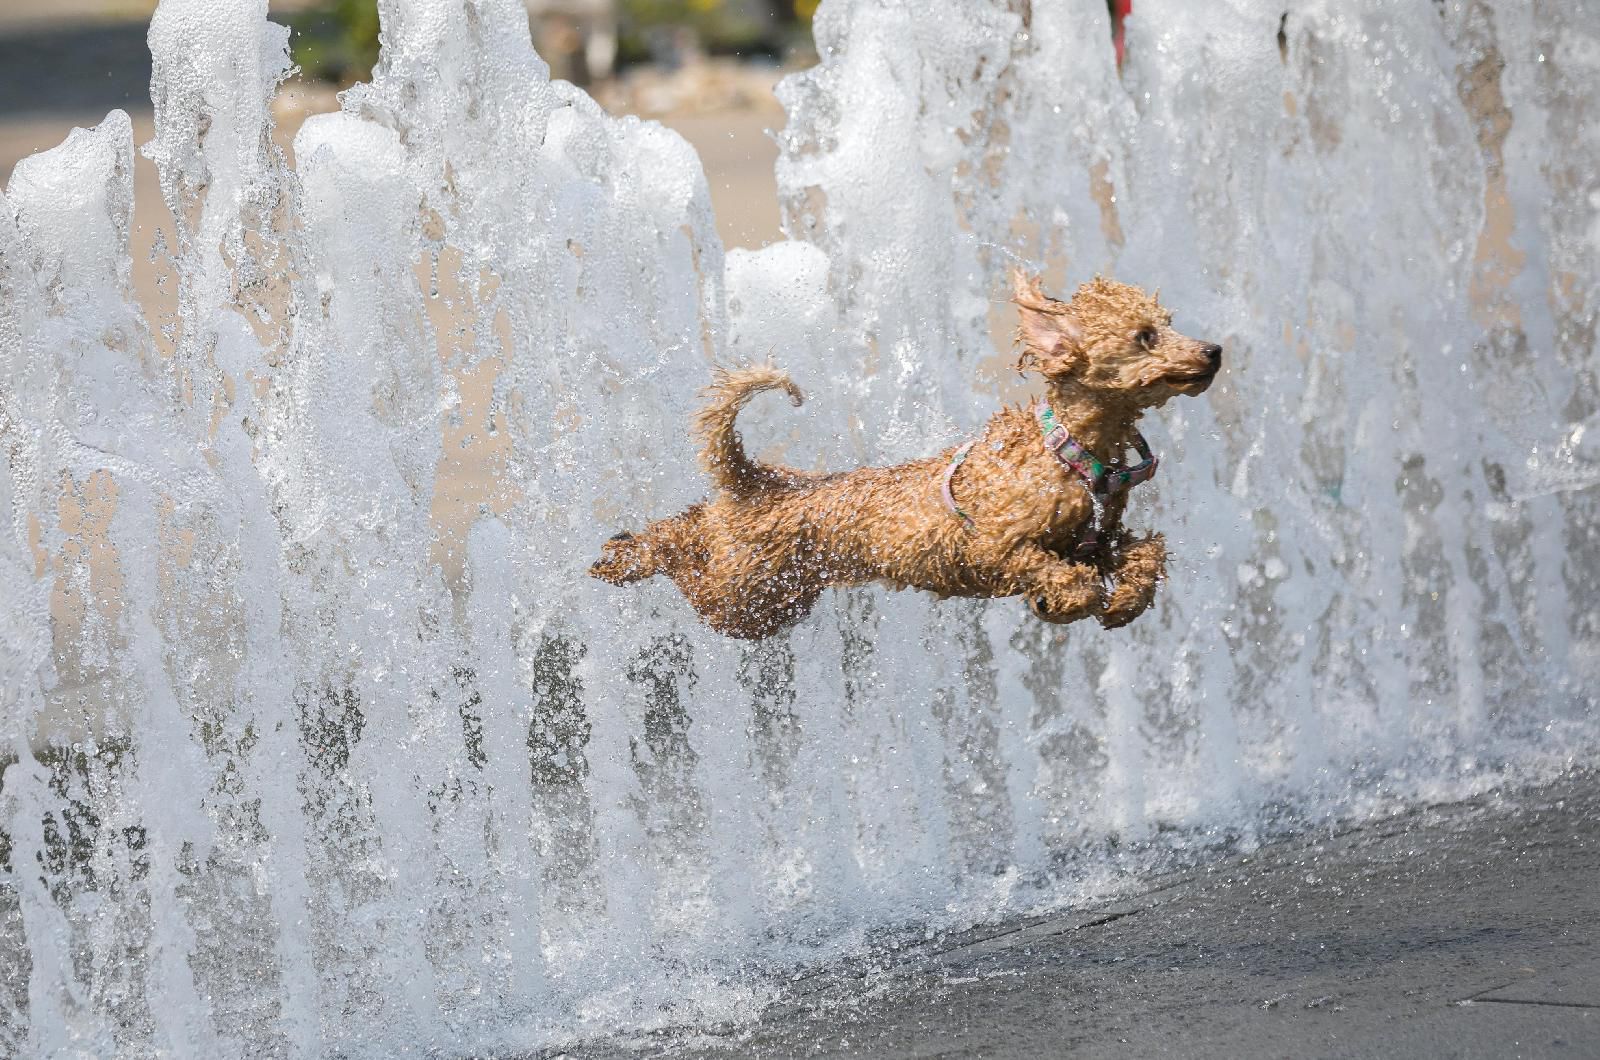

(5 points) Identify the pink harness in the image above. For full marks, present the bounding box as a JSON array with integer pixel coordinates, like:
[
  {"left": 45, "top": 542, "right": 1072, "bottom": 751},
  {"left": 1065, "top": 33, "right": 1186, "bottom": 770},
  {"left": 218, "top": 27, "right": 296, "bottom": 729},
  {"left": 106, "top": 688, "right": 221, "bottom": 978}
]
[
  {"left": 941, "top": 440, "right": 980, "bottom": 530},
  {"left": 942, "top": 403, "right": 1158, "bottom": 560}
]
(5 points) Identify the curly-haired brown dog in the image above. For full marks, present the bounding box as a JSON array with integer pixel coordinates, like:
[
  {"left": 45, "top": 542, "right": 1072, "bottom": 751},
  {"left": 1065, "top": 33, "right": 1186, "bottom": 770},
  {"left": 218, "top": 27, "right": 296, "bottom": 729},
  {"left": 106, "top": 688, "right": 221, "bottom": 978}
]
[{"left": 590, "top": 269, "right": 1221, "bottom": 640}]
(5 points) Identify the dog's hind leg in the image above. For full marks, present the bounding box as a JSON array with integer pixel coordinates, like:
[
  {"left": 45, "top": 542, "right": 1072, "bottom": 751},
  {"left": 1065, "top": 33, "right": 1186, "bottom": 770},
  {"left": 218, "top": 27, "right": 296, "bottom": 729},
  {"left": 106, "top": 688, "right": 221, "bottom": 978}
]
[
  {"left": 589, "top": 508, "right": 704, "bottom": 585},
  {"left": 589, "top": 530, "right": 656, "bottom": 585}
]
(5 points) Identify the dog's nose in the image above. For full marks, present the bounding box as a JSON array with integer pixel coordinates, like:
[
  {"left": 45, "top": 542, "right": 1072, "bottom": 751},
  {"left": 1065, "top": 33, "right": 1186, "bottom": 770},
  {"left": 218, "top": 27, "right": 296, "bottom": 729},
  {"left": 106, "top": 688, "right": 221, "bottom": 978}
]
[{"left": 1201, "top": 343, "right": 1223, "bottom": 368}]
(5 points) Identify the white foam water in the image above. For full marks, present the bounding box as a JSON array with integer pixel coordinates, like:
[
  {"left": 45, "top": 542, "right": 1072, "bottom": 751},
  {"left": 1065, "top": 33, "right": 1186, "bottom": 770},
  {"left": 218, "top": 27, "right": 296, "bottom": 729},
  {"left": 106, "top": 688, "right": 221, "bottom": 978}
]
[{"left": 1, "top": 0, "right": 1597, "bottom": 1054}]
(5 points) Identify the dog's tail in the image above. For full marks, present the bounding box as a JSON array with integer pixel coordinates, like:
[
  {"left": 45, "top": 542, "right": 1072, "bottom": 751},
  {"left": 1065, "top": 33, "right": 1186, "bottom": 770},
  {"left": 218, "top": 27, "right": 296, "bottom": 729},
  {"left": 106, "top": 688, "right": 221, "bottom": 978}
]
[{"left": 693, "top": 364, "right": 805, "bottom": 496}]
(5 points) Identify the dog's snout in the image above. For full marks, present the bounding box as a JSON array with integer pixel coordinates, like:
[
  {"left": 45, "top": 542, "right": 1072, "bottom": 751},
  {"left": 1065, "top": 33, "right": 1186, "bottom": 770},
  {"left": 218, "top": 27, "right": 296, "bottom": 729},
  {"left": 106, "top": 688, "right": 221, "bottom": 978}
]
[{"left": 1201, "top": 343, "right": 1223, "bottom": 368}]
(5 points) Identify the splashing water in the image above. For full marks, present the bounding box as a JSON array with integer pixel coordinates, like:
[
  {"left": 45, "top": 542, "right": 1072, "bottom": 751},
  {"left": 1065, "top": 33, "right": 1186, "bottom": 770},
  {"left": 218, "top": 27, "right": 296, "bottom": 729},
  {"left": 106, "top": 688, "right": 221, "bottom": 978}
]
[{"left": 2, "top": 0, "right": 1597, "bottom": 1053}]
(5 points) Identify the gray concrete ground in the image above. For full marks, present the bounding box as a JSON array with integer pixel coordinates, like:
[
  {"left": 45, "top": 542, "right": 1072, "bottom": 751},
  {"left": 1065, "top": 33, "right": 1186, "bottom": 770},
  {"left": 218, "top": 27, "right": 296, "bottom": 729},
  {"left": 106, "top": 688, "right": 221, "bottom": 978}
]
[{"left": 565, "top": 771, "right": 1600, "bottom": 1059}]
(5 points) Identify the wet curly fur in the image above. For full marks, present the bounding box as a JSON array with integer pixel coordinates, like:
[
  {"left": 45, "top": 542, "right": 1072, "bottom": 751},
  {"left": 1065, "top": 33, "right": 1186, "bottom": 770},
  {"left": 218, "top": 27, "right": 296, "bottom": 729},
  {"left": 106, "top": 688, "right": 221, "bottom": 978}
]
[{"left": 590, "top": 269, "right": 1221, "bottom": 640}]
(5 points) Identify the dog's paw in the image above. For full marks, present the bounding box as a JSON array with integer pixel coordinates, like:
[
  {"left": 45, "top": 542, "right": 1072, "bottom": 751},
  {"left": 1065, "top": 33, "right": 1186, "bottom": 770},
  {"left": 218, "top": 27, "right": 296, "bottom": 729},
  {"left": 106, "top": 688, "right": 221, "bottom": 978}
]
[
  {"left": 1027, "top": 576, "right": 1103, "bottom": 625},
  {"left": 1027, "top": 594, "right": 1083, "bottom": 625},
  {"left": 1096, "top": 597, "right": 1145, "bottom": 629},
  {"left": 1093, "top": 532, "right": 1165, "bottom": 628},
  {"left": 590, "top": 532, "right": 652, "bottom": 584},
  {"left": 1097, "top": 575, "right": 1157, "bottom": 629}
]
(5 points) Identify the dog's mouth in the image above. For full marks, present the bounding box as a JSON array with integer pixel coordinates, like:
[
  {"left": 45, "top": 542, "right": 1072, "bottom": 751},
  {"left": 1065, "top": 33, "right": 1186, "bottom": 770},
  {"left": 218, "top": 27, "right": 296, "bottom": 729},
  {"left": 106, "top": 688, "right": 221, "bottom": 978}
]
[{"left": 1167, "top": 366, "right": 1218, "bottom": 393}]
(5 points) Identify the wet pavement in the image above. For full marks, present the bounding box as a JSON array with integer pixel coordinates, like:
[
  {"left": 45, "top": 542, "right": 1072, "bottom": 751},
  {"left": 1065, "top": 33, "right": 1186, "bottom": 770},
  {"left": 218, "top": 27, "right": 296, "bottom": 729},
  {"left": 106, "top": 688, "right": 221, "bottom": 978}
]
[{"left": 568, "top": 772, "right": 1599, "bottom": 1058}]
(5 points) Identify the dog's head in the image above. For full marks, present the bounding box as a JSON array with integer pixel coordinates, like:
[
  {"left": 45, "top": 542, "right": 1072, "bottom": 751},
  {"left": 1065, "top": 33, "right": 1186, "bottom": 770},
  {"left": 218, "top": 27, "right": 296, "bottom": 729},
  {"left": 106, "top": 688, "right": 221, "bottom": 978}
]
[{"left": 1011, "top": 270, "right": 1221, "bottom": 407}]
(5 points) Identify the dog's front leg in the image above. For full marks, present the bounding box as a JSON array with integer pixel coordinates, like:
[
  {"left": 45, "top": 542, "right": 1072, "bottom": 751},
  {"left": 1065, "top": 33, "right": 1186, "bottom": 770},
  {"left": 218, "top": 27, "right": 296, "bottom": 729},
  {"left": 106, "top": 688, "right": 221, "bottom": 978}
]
[
  {"left": 987, "top": 542, "right": 1103, "bottom": 624},
  {"left": 1097, "top": 531, "right": 1167, "bottom": 629}
]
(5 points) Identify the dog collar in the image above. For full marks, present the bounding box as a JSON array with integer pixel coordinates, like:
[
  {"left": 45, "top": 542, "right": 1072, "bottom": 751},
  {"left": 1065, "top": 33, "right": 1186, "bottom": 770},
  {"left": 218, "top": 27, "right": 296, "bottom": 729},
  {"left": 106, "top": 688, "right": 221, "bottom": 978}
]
[
  {"left": 1036, "top": 403, "right": 1158, "bottom": 496},
  {"left": 940, "top": 405, "right": 1158, "bottom": 556},
  {"left": 1037, "top": 402, "right": 1157, "bottom": 560}
]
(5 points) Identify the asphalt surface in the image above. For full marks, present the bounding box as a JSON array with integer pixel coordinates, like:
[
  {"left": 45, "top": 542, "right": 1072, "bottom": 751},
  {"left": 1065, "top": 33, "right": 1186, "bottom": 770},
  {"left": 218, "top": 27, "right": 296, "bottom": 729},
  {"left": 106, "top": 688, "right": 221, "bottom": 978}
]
[{"left": 564, "top": 772, "right": 1599, "bottom": 1058}]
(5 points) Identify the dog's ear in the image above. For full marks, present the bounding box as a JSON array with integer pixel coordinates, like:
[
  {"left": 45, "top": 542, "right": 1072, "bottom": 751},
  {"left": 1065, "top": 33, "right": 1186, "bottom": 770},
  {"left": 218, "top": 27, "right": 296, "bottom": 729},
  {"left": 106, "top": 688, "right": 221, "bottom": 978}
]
[{"left": 1010, "top": 269, "right": 1085, "bottom": 375}]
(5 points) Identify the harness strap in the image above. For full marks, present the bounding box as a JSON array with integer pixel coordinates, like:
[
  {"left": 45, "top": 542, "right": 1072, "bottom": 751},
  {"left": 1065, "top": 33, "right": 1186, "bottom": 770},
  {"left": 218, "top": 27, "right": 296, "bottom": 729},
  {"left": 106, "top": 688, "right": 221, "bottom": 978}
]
[
  {"left": 939, "top": 404, "right": 1158, "bottom": 559},
  {"left": 1037, "top": 404, "right": 1158, "bottom": 493},
  {"left": 942, "top": 440, "right": 978, "bottom": 530},
  {"left": 1070, "top": 491, "right": 1109, "bottom": 561},
  {"left": 1037, "top": 402, "right": 1158, "bottom": 559}
]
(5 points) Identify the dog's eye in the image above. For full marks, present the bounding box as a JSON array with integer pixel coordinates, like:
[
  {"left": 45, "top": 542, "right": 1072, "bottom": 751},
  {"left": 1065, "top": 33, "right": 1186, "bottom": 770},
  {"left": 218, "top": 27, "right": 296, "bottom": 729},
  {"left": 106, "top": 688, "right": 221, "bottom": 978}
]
[{"left": 1136, "top": 328, "right": 1158, "bottom": 349}]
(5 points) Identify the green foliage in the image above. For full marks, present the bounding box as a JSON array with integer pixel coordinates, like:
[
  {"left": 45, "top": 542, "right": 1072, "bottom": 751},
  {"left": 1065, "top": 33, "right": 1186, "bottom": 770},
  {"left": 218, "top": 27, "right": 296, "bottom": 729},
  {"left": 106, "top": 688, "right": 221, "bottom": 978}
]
[
  {"left": 287, "top": 0, "right": 816, "bottom": 85},
  {"left": 288, "top": 0, "right": 381, "bottom": 85},
  {"left": 620, "top": 0, "right": 768, "bottom": 62}
]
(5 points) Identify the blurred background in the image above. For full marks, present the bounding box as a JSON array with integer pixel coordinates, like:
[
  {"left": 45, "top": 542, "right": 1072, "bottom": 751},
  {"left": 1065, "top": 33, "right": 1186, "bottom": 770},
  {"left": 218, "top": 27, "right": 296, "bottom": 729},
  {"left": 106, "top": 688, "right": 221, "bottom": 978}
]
[
  {"left": 0, "top": 0, "right": 1125, "bottom": 302},
  {"left": 0, "top": 0, "right": 821, "bottom": 259}
]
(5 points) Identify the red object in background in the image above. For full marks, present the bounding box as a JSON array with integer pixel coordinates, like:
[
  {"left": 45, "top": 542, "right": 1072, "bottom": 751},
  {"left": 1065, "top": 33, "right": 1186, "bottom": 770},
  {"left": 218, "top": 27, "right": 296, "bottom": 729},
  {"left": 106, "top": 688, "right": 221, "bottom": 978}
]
[{"left": 1113, "top": 0, "right": 1132, "bottom": 66}]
